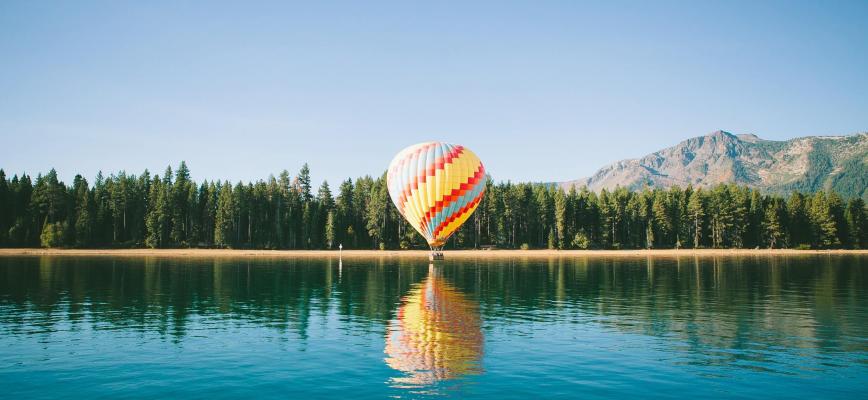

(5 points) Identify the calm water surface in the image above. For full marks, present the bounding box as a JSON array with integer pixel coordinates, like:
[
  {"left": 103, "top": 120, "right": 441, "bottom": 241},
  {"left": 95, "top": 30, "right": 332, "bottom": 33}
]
[{"left": 1, "top": 255, "right": 866, "bottom": 399}]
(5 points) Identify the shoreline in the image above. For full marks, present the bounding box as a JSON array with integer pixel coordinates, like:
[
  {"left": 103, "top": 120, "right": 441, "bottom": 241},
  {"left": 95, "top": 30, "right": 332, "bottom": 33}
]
[{"left": 0, "top": 248, "right": 866, "bottom": 259}]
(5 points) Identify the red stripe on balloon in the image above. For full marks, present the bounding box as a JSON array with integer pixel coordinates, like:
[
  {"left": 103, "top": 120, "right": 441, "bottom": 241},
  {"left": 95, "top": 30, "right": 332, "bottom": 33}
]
[
  {"left": 396, "top": 145, "right": 465, "bottom": 213},
  {"left": 389, "top": 143, "right": 438, "bottom": 214},
  {"left": 393, "top": 143, "right": 437, "bottom": 176},
  {"left": 432, "top": 187, "right": 486, "bottom": 238},
  {"left": 418, "top": 163, "right": 485, "bottom": 235}
]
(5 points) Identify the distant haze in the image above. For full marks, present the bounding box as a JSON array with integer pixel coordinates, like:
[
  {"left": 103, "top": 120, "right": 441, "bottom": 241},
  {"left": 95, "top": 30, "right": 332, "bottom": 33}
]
[{"left": 1, "top": 1, "right": 867, "bottom": 185}]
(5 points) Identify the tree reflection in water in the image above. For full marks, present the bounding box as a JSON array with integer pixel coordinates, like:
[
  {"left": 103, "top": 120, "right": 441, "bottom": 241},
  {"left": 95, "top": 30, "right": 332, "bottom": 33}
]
[{"left": 385, "top": 264, "right": 483, "bottom": 388}]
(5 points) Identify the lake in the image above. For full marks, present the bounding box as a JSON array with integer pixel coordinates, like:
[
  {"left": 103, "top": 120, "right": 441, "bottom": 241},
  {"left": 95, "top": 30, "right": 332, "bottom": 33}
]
[{"left": 1, "top": 255, "right": 866, "bottom": 399}]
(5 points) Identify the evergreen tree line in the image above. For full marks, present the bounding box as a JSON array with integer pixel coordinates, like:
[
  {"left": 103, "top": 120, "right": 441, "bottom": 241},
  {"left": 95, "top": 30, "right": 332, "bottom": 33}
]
[{"left": 0, "top": 162, "right": 865, "bottom": 250}]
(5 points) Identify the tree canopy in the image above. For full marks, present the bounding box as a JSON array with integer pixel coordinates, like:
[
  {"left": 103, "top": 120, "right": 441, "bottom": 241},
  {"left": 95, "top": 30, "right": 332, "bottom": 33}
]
[{"left": 0, "top": 164, "right": 865, "bottom": 250}]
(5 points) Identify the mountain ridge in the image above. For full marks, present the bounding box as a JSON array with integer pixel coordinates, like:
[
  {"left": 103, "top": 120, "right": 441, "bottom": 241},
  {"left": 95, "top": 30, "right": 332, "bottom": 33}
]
[{"left": 560, "top": 130, "right": 868, "bottom": 200}]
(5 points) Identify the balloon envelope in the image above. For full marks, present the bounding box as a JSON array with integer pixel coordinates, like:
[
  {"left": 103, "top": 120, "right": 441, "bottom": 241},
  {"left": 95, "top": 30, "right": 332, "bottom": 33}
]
[{"left": 386, "top": 142, "right": 486, "bottom": 248}]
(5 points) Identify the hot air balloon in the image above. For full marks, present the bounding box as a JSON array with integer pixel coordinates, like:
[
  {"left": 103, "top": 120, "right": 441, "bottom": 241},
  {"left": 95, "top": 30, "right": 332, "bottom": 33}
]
[{"left": 386, "top": 142, "right": 486, "bottom": 260}]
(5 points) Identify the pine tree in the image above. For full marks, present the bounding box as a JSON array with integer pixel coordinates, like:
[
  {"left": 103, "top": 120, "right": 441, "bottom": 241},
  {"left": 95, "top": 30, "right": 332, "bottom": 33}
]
[
  {"left": 196, "top": 181, "right": 215, "bottom": 246},
  {"left": 32, "top": 169, "right": 66, "bottom": 227},
  {"left": 214, "top": 182, "right": 236, "bottom": 248},
  {"left": 652, "top": 191, "right": 670, "bottom": 248},
  {"left": 553, "top": 189, "right": 567, "bottom": 249},
  {"left": 287, "top": 176, "right": 303, "bottom": 249},
  {"left": 312, "top": 181, "right": 334, "bottom": 249},
  {"left": 298, "top": 163, "right": 312, "bottom": 203},
  {"left": 325, "top": 210, "right": 336, "bottom": 249},
  {"left": 599, "top": 189, "right": 617, "bottom": 248},
  {"left": 366, "top": 174, "right": 390, "bottom": 249},
  {"left": 810, "top": 191, "right": 839, "bottom": 248},
  {"left": 302, "top": 202, "right": 314, "bottom": 249},
  {"left": 636, "top": 190, "right": 652, "bottom": 249},
  {"left": 827, "top": 192, "right": 848, "bottom": 247},
  {"left": 672, "top": 186, "right": 689, "bottom": 249},
  {"left": 72, "top": 175, "right": 93, "bottom": 247},
  {"left": 233, "top": 182, "right": 249, "bottom": 247},
  {"left": 130, "top": 170, "right": 151, "bottom": 245},
  {"left": 748, "top": 189, "right": 764, "bottom": 248},
  {"left": 687, "top": 188, "right": 705, "bottom": 248},
  {"left": 787, "top": 192, "right": 810, "bottom": 247},
  {"left": 145, "top": 177, "right": 168, "bottom": 248},
  {"left": 186, "top": 181, "right": 200, "bottom": 245},
  {"left": 626, "top": 191, "right": 645, "bottom": 249},
  {"left": 171, "top": 161, "right": 192, "bottom": 245},
  {"left": 845, "top": 198, "right": 867, "bottom": 249},
  {"left": 352, "top": 176, "right": 373, "bottom": 248},
  {"left": 730, "top": 186, "right": 750, "bottom": 248},
  {"left": 336, "top": 178, "right": 354, "bottom": 248},
  {"left": 109, "top": 171, "right": 130, "bottom": 243},
  {"left": 276, "top": 170, "right": 292, "bottom": 248},
  {"left": 709, "top": 185, "right": 735, "bottom": 248},
  {"left": 763, "top": 198, "right": 788, "bottom": 248},
  {"left": 8, "top": 174, "right": 35, "bottom": 246}
]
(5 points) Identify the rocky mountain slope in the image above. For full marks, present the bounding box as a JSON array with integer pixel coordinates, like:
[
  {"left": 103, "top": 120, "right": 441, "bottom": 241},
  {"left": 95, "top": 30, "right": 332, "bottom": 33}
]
[{"left": 560, "top": 130, "right": 868, "bottom": 199}]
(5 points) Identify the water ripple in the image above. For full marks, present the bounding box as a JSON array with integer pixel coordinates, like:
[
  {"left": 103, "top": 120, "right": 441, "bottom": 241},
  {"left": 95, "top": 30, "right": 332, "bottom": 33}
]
[{"left": 0, "top": 255, "right": 866, "bottom": 398}]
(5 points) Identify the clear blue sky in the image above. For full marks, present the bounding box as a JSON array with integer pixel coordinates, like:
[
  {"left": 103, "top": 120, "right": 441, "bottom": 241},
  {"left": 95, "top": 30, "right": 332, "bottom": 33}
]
[{"left": 2, "top": 1, "right": 867, "bottom": 186}]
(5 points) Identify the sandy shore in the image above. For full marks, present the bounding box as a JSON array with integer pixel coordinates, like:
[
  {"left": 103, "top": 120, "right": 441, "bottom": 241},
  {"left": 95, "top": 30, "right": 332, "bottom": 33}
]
[{"left": 0, "top": 248, "right": 865, "bottom": 259}]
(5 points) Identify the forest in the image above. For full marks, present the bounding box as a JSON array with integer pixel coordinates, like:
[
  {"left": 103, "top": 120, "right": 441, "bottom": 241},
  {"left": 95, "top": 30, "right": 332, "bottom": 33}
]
[{"left": 0, "top": 162, "right": 865, "bottom": 250}]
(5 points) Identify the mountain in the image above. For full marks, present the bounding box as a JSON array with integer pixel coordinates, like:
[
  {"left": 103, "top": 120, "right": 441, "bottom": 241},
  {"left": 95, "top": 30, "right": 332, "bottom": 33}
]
[{"left": 560, "top": 130, "right": 868, "bottom": 200}]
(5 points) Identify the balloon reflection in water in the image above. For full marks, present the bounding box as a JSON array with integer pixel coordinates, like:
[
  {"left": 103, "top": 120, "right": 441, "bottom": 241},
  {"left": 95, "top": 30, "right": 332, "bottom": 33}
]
[{"left": 385, "top": 265, "right": 483, "bottom": 386}]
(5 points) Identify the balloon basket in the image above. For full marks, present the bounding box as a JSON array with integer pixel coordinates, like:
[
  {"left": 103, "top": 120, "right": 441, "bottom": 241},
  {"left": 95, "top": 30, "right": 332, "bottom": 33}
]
[{"left": 429, "top": 251, "right": 444, "bottom": 261}]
